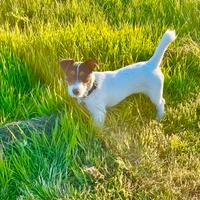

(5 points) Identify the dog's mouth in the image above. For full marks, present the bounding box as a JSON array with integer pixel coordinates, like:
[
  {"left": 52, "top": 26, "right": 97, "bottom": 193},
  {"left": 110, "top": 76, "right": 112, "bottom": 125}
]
[
  {"left": 73, "top": 93, "right": 83, "bottom": 98},
  {"left": 68, "top": 88, "right": 86, "bottom": 98}
]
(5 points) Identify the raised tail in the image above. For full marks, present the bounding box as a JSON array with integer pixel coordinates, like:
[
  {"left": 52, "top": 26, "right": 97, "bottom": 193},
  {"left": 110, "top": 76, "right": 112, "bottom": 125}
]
[{"left": 148, "top": 30, "right": 176, "bottom": 69}]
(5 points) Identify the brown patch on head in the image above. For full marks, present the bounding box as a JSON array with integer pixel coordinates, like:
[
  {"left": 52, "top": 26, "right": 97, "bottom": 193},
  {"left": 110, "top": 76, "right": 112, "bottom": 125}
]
[
  {"left": 78, "top": 64, "right": 93, "bottom": 84},
  {"left": 78, "top": 59, "right": 98, "bottom": 84},
  {"left": 59, "top": 59, "right": 74, "bottom": 73},
  {"left": 60, "top": 58, "right": 98, "bottom": 85},
  {"left": 59, "top": 59, "right": 77, "bottom": 85},
  {"left": 84, "top": 59, "right": 99, "bottom": 71}
]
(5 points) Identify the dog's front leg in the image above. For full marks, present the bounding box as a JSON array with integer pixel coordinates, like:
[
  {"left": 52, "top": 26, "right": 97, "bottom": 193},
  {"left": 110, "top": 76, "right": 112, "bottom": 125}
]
[
  {"left": 93, "top": 111, "right": 105, "bottom": 127},
  {"left": 86, "top": 104, "right": 106, "bottom": 127}
]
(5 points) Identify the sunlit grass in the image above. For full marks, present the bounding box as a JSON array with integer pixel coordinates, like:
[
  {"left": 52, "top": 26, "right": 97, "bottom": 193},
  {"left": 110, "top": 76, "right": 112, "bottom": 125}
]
[{"left": 0, "top": 0, "right": 200, "bottom": 199}]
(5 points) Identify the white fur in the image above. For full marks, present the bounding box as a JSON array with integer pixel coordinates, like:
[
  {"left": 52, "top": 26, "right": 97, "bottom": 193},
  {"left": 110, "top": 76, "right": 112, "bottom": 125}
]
[{"left": 75, "top": 30, "right": 176, "bottom": 126}]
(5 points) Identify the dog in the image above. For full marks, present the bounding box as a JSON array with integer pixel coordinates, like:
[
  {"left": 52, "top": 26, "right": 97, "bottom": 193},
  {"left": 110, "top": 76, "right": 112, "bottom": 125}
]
[{"left": 60, "top": 30, "right": 176, "bottom": 127}]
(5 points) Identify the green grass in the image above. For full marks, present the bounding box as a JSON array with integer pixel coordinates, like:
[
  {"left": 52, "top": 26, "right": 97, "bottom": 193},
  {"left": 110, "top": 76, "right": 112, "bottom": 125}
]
[{"left": 0, "top": 0, "right": 200, "bottom": 199}]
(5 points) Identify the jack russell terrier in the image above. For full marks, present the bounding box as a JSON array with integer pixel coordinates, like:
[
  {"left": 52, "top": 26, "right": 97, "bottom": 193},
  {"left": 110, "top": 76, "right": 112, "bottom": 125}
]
[{"left": 60, "top": 30, "right": 176, "bottom": 127}]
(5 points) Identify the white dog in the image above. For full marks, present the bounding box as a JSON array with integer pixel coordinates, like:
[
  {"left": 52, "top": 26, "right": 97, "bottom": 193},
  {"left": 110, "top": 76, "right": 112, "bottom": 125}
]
[{"left": 60, "top": 30, "right": 176, "bottom": 126}]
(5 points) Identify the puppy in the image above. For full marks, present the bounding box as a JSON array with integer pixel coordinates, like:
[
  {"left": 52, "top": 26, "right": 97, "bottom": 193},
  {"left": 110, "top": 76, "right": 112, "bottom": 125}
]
[{"left": 60, "top": 30, "right": 176, "bottom": 126}]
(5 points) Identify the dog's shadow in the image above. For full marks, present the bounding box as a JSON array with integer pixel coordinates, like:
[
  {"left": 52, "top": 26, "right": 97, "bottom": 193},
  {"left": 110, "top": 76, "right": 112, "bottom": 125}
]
[
  {"left": 102, "top": 91, "right": 199, "bottom": 166},
  {"left": 102, "top": 94, "right": 159, "bottom": 164},
  {"left": 105, "top": 93, "right": 157, "bottom": 126}
]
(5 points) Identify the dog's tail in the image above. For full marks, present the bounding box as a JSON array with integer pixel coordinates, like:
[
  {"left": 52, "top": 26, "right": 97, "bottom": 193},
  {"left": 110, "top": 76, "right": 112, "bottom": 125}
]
[{"left": 148, "top": 30, "right": 176, "bottom": 69}]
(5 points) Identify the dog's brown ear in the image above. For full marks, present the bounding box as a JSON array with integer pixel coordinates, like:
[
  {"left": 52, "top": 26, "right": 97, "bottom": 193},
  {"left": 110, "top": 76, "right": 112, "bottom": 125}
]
[
  {"left": 84, "top": 59, "right": 99, "bottom": 71},
  {"left": 59, "top": 59, "right": 74, "bottom": 73}
]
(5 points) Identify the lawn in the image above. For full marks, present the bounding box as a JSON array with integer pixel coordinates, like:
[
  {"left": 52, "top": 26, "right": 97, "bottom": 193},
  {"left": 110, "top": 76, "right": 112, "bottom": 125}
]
[{"left": 0, "top": 0, "right": 200, "bottom": 199}]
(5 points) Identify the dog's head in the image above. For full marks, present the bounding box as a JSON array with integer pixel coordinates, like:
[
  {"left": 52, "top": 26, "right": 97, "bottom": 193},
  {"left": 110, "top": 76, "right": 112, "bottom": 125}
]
[{"left": 60, "top": 59, "right": 98, "bottom": 98}]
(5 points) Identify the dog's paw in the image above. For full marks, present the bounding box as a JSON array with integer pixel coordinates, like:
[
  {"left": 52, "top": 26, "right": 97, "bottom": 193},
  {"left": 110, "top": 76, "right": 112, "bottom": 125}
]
[{"left": 156, "top": 113, "right": 164, "bottom": 121}]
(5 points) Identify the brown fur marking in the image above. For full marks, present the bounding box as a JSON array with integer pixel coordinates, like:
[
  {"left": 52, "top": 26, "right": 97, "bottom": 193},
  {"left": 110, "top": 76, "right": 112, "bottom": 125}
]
[{"left": 60, "top": 59, "right": 99, "bottom": 86}]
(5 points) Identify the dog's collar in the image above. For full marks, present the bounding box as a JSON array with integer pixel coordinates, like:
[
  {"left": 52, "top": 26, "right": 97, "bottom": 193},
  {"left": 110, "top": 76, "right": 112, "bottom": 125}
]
[
  {"left": 80, "top": 81, "right": 97, "bottom": 100},
  {"left": 85, "top": 81, "right": 97, "bottom": 97}
]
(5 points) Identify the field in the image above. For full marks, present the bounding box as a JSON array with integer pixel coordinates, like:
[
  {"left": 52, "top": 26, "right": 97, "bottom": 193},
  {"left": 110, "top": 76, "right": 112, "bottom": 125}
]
[{"left": 0, "top": 0, "right": 200, "bottom": 199}]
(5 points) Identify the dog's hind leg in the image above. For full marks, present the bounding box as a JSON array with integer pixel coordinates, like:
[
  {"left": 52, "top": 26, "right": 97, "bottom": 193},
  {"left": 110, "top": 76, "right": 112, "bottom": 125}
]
[
  {"left": 155, "top": 98, "right": 165, "bottom": 121},
  {"left": 145, "top": 77, "right": 165, "bottom": 121},
  {"left": 149, "top": 92, "right": 165, "bottom": 121}
]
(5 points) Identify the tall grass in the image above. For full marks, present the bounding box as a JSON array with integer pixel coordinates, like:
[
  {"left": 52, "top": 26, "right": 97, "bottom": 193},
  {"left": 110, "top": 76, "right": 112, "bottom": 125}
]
[{"left": 0, "top": 0, "right": 200, "bottom": 199}]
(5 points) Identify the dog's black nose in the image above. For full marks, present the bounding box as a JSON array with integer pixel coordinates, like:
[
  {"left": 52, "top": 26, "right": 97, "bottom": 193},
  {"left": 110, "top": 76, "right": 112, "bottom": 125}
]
[{"left": 72, "top": 88, "right": 79, "bottom": 95}]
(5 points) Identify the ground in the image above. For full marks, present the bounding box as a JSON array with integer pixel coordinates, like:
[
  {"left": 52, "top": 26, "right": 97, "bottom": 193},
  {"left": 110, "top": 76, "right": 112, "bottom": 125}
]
[{"left": 0, "top": 0, "right": 200, "bottom": 199}]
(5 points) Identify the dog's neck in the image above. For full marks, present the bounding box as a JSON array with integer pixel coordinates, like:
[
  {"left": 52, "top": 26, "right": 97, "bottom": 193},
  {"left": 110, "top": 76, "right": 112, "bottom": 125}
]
[
  {"left": 85, "top": 80, "right": 97, "bottom": 97},
  {"left": 78, "top": 74, "right": 97, "bottom": 101}
]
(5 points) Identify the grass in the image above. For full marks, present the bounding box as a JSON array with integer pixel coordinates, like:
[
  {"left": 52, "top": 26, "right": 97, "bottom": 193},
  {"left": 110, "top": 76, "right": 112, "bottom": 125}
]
[{"left": 0, "top": 0, "right": 200, "bottom": 199}]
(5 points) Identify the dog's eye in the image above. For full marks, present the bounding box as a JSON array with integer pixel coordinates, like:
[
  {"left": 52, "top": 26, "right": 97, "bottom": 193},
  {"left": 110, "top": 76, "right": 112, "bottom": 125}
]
[{"left": 79, "top": 71, "right": 85, "bottom": 78}]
